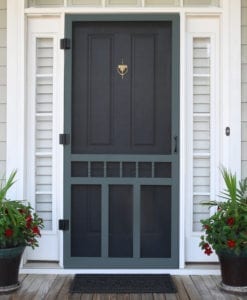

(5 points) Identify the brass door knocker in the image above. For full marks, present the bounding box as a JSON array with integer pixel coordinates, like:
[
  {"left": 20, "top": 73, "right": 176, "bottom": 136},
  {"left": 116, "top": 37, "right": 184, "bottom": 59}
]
[{"left": 117, "top": 59, "right": 128, "bottom": 79}]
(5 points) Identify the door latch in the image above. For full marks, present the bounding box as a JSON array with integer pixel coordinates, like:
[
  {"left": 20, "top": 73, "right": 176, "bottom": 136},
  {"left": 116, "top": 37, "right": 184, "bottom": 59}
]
[{"left": 174, "top": 136, "right": 178, "bottom": 153}]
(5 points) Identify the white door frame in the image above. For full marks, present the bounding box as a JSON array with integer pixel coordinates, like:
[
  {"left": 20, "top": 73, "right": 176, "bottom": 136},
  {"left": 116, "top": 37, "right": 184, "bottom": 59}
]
[{"left": 6, "top": 0, "right": 241, "bottom": 269}]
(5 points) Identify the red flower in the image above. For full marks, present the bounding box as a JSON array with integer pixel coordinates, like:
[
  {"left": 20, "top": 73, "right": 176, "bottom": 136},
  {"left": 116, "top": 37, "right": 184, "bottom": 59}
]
[
  {"left": 227, "top": 240, "right": 236, "bottom": 248},
  {"left": 202, "top": 243, "right": 210, "bottom": 249},
  {"left": 227, "top": 217, "right": 235, "bottom": 226},
  {"left": 204, "top": 247, "right": 213, "bottom": 256},
  {"left": 202, "top": 242, "right": 213, "bottom": 255},
  {"left": 204, "top": 225, "right": 211, "bottom": 230},
  {"left": 32, "top": 226, "right": 40, "bottom": 236},
  {"left": 27, "top": 238, "right": 35, "bottom": 245},
  {"left": 26, "top": 215, "right": 33, "bottom": 222},
  {"left": 26, "top": 215, "right": 33, "bottom": 228},
  {"left": 5, "top": 228, "right": 13, "bottom": 237}
]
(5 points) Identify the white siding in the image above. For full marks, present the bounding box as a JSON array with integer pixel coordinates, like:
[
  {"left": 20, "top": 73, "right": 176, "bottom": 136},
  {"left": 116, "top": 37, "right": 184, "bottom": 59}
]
[
  {"left": 0, "top": 0, "right": 6, "bottom": 180},
  {"left": 242, "top": 0, "right": 247, "bottom": 178}
]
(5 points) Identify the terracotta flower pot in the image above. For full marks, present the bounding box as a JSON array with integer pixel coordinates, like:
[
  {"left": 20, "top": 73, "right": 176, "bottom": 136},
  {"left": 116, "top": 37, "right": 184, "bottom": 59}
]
[
  {"left": 0, "top": 246, "right": 25, "bottom": 293},
  {"left": 218, "top": 253, "right": 247, "bottom": 294}
]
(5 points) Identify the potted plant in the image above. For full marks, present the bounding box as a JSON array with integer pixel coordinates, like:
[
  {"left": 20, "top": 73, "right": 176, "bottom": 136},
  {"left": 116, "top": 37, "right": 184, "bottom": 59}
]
[
  {"left": 199, "top": 167, "right": 247, "bottom": 294},
  {"left": 0, "top": 171, "right": 43, "bottom": 293}
]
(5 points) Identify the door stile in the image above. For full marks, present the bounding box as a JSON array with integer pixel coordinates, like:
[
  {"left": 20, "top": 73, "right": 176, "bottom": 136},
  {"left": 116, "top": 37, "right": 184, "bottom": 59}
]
[
  {"left": 133, "top": 184, "right": 140, "bottom": 259},
  {"left": 63, "top": 19, "right": 72, "bottom": 264},
  {"left": 171, "top": 13, "right": 180, "bottom": 265},
  {"left": 101, "top": 183, "right": 109, "bottom": 258}
]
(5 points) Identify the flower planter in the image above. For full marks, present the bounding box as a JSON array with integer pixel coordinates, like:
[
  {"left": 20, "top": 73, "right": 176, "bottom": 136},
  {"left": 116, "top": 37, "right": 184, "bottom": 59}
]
[
  {"left": 0, "top": 246, "right": 25, "bottom": 293},
  {"left": 199, "top": 168, "right": 247, "bottom": 294},
  {"left": 218, "top": 253, "right": 247, "bottom": 294},
  {"left": 0, "top": 171, "right": 43, "bottom": 294}
]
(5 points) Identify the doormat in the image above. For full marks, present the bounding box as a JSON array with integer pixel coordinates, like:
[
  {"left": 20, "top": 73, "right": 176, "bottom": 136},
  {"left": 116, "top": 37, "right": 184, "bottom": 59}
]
[{"left": 69, "top": 274, "right": 177, "bottom": 294}]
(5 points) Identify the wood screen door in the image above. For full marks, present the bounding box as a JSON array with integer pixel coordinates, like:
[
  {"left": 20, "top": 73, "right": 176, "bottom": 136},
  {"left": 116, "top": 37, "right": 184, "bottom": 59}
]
[{"left": 63, "top": 15, "right": 180, "bottom": 268}]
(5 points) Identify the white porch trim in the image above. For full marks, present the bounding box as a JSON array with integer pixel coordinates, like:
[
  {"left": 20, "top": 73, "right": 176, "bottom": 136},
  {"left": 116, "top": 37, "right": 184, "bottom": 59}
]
[
  {"left": 6, "top": 0, "right": 26, "bottom": 199},
  {"left": 20, "top": 264, "right": 220, "bottom": 276}
]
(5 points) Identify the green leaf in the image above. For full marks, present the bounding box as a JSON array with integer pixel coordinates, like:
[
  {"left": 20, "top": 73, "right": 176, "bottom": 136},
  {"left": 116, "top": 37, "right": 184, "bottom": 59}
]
[{"left": 0, "top": 170, "right": 17, "bottom": 202}]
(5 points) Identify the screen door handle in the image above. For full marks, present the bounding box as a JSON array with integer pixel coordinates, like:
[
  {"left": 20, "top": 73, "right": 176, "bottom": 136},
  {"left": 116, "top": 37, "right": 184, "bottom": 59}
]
[{"left": 174, "top": 136, "right": 178, "bottom": 153}]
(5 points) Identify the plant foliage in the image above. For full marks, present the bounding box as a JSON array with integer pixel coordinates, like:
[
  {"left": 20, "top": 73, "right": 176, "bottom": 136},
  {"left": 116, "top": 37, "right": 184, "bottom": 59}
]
[
  {"left": 200, "top": 167, "right": 247, "bottom": 256},
  {"left": 0, "top": 171, "right": 44, "bottom": 249}
]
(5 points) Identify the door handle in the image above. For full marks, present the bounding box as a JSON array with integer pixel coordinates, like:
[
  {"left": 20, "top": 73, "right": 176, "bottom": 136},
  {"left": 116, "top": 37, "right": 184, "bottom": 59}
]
[{"left": 174, "top": 136, "right": 178, "bottom": 154}]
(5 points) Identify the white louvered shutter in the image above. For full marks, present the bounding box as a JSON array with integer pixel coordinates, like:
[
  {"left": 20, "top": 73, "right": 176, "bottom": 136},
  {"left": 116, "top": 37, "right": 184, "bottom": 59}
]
[
  {"left": 185, "top": 15, "right": 220, "bottom": 262},
  {"left": 27, "top": 17, "right": 60, "bottom": 261},
  {"left": 35, "top": 38, "right": 54, "bottom": 230},
  {"left": 192, "top": 38, "right": 211, "bottom": 231}
]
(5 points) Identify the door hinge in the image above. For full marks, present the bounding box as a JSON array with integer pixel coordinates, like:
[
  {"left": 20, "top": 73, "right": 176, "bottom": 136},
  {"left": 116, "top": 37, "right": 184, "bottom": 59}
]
[
  {"left": 59, "top": 134, "right": 70, "bottom": 145},
  {"left": 60, "top": 38, "right": 70, "bottom": 50},
  {"left": 59, "top": 219, "right": 69, "bottom": 231}
]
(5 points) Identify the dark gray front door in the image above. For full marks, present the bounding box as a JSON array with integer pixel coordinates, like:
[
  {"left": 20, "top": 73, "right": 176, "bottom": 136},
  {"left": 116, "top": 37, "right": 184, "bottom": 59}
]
[{"left": 63, "top": 14, "right": 180, "bottom": 268}]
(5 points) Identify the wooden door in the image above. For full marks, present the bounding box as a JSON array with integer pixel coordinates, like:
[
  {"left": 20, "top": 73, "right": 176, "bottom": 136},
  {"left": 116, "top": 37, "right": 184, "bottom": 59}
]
[{"left": 63, "top": 15, "right": 180, "bottom": 268}]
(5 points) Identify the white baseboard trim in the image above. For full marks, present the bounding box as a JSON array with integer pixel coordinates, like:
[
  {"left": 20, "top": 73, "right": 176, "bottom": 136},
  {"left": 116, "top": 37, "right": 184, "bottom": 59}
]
[{"left": 20, "top": 263, "right": 220, "bottom": 276}]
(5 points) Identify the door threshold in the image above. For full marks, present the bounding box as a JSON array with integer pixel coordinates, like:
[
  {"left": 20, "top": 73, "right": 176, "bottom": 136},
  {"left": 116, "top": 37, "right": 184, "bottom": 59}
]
[
  {"left": 21, "top": 262, "right": 220, "bottom": 275},
  {"left": 23, "top": 261, "right": 61, "bottom": 269}
]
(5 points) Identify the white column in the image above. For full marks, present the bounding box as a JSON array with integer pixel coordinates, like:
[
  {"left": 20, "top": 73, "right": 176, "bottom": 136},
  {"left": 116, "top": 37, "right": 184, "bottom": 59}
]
[
  {"left": 6, "top": 0, "right": 25, "bottom": 199},
  {"left": 228, "top": 0, "right": 241, "bottom": 177}
]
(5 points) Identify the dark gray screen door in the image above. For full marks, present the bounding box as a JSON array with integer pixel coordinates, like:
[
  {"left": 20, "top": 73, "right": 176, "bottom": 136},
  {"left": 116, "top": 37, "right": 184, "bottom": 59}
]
[{"left": 64, "top": 15, "right": 179, "bottom": 268}]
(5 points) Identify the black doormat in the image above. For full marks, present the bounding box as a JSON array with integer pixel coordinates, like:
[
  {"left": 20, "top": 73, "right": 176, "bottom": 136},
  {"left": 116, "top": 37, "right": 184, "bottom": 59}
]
[{"left": 69, "top": 274, "right": 177, "bottom": 294}]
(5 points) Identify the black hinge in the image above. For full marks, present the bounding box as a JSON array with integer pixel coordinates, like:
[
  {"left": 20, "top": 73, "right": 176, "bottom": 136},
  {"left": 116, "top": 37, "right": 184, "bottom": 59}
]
[
  {"left": 59, "top": 134, "right": 70, "bottom": 145},
  {"left": 60, "top": 38, "right": 70, "bottom": 50},
  {"left": 59, "top": 219, "right": 69, "bottom": 231}
]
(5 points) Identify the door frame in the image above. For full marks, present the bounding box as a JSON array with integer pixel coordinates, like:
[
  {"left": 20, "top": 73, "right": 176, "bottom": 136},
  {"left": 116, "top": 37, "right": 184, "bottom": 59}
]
[
  {"left": 6, "top": 0, "right": 241, "bottom": 270},
  {"left": 63, "top": 14, "right": 180, "bottom": 268}
]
